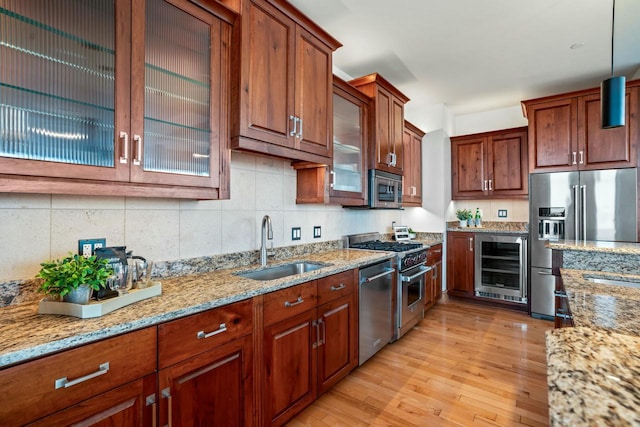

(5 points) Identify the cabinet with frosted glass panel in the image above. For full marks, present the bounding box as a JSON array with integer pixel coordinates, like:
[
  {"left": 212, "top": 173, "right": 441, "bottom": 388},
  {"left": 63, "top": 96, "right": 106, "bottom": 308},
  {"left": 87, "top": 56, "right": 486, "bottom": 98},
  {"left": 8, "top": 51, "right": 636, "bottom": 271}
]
[{"left": 0, "top": 0, "right": 233, "bottom": 199}]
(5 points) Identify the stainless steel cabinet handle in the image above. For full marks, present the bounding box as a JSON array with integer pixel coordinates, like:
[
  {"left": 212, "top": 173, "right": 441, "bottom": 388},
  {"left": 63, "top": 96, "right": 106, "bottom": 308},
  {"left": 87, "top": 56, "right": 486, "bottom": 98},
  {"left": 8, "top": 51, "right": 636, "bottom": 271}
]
[
  {"left": 119, "top": 131, "right": 129, "bottom": 164},
  {"left": 573, "top": 185, "right": 580, "bottom": 239},
  {"left": 555, "top": 312, "right": 572, "bottom": 320},
  {"left": 537, "top": 270, "right": 553, "bottom": 275},
  {"left": 401, "top": 266, "right": 432, "bottom": 282},
  {"left": 312, "top": 320, "right": 320, "bottom": 348},
  {"left": 554, "top": 290, "right": 568, "bottom": 298},
  {"left": 133, "top": 134, "right": 142, "bottom": 166},
  {"left": 488, "top": 179, "right": 493, "bottom": 191},
  {"left": 284, "top": 296, "right": 304, "bottom": 307},
  {"left": 329, "top": 170, "right": 335, "bottom": 188},
  {"left": 581, "top": 185, "right": 587, "bottom": 240},
  {"left": 433, "top": 249, "right": 442, "bottom": 253},
  {"left": 162, "top": 387, "right": 172, "bottom": 427},
  {"left": 146, "top": 394, "right": 157, "bottom": 427},
  {"left": 361, "top": 268, "right": 394, "bottom": 284},
  {"left": 297, "top": 117, "right": 303, "bottom": 139},
  {"left": 388, "top": 152, "right": 397, "bottom": 167},
  {"left": 572, "top": 151, "right": 577, "bottom": 165},
  {"left": 579, "top": 150, "right": 584, "bottom": 164},
  {"left": 197, "top": 323, "right": 227, "bottom": 339},
  {"left": 318, "top": 319, "right": 326, "bottom": 346},
  {"left": 469, "top": 237, "right": 473, "bottom": 252},
  {"left": 483, "top": 180, "right": 487, "bottom": 191},
  {"left": 55, "top": 362, "right": 110, "bottom": 389},
  {"left": 289, "top": 115, "right": 297, "bottom": 137},
  {"left": 330, "top": 283, "right": 346, "bottom": 291}
]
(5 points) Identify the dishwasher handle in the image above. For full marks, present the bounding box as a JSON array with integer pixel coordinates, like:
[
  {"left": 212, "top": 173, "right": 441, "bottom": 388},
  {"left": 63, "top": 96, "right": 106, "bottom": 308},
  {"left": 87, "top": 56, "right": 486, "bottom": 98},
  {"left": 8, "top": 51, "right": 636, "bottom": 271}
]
[{"left": 360, "top": 268, "right": 394, "bottom": 284}]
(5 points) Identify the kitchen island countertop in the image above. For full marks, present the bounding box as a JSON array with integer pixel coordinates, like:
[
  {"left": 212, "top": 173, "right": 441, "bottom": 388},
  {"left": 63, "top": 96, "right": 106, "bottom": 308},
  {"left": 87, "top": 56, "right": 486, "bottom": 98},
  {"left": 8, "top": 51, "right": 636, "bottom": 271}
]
[{"left": 0, "top": 248, "right": 395, "bottom": 368}]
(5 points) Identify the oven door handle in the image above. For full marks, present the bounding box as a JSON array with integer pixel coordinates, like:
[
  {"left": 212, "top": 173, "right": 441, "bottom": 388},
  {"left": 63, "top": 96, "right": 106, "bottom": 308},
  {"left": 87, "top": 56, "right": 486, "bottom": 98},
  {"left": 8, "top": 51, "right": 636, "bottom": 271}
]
[
  {"left": 400, "top": 266, "right": 432, "bottom": 282},
  {"left": 361, "top": 268, "right": 395, "bottom": 284}
]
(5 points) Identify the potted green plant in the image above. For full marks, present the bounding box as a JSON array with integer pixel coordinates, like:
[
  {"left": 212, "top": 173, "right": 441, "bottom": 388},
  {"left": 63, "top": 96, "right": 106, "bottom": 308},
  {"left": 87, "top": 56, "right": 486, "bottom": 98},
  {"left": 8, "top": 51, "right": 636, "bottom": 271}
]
[
  {"left": 455, "top": 209, "right": 470, "bottom": 227},
  {"left": 37, "top": 253, "right": 113, "bottom": 304}
]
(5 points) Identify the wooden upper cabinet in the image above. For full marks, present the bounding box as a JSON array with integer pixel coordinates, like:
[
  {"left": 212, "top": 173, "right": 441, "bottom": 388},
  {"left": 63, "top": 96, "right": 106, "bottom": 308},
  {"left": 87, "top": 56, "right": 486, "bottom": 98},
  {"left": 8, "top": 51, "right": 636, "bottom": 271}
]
[
  {"left": 231, "top": 0, "right": 341, "bottom": 164},
  {"left": 523, "top": 82, "right": 639, "bottom": 173},
  {"left": 349, "top": 73, "right": 409, "bottom": 175},
  {"left": 451, "top": 127, "right": 528, "bottom": 200},
  {"left": 0, "top": 0, "right": 234, "bottom": 199},
  {"left": 403, "top": 120, "right": 425, "bottom": 207}
]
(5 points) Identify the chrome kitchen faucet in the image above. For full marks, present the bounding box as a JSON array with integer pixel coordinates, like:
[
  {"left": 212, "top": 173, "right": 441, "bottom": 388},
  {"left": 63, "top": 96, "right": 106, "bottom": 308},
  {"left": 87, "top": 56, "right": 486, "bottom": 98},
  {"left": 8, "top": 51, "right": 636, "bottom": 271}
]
[{"left": 260, "top": 215, "right": 273, "bottom": 267}]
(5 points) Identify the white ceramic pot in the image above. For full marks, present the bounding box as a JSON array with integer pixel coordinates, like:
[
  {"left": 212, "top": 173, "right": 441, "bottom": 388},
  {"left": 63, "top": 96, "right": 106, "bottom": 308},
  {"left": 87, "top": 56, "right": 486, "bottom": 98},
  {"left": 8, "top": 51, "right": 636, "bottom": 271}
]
[
  {"left": 63, "top": 284, "right": 93, "bottom": 305},
  {"left": 458, "top": 220, "right": 467, "bottom": 227}
]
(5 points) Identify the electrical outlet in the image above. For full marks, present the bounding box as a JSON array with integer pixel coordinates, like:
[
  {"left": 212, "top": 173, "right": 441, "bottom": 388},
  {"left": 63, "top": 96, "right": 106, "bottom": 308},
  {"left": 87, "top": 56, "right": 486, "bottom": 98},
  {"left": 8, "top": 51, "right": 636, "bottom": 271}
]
[
  {"left": 498, "top": 209, "right": 508, "bottom": 218},
  {"left": 313, "top": 226, "right": 321, "bottom": 238},
  {"left": 291, "top": 227, "right": 301, "bottom": 241},
  {"left": 78, "top": 238, "right": 106, "bottom": 257}
]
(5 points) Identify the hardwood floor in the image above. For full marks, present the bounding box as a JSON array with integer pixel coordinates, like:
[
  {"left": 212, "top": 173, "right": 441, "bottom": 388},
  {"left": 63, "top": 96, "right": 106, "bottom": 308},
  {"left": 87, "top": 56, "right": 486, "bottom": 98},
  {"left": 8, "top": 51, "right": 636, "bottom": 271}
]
[{"left": 287, "top": 298, "right": 553, "bottom": 427}]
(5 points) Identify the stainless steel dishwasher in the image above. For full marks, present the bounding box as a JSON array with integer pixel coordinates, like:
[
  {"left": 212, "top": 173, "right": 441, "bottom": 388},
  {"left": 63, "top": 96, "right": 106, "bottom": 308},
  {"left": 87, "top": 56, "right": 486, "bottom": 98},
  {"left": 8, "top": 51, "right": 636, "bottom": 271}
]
[{"left": 358, "top": 259, "right": 395, "bottom": 365}]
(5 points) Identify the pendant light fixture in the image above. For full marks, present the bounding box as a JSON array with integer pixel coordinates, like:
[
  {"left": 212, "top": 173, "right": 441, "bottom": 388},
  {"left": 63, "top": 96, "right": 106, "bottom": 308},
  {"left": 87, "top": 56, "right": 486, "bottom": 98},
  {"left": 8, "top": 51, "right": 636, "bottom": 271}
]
[{"left": 601, "top": 0, "right": 625, "bottom": 128}]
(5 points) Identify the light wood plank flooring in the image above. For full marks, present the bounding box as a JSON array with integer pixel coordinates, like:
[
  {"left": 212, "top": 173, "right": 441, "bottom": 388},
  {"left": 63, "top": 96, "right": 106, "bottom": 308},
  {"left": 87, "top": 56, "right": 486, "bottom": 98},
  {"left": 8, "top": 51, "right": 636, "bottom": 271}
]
[{"left": 287, "top": 298, "right": 553, "bottom": 427}]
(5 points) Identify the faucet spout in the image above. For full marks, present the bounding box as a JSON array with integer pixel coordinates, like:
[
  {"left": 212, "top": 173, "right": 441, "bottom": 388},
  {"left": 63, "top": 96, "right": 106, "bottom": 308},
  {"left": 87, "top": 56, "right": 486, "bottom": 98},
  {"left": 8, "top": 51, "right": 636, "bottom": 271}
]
[{"left": 260, "top": 215, "right": 273, "bottom": 266}]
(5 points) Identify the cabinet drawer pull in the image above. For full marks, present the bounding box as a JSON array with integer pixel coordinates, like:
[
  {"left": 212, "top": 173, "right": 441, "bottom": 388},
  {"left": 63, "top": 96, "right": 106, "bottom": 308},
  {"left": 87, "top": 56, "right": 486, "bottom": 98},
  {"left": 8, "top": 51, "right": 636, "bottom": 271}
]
[
  {"left": 54, "top": 362, "right": 110, "bottom": 389},
  {"left": 162, "top": 388, "right": 172, "bottom": 427},
  {"left": 284, "top": 296, "right": 304, "bottom": 307},
  {"left": 197, "top": 323, "right": 227, "bottom": 339},
  {"left": 119, "top": 131, "right": 129, "bottom": 164},
  {"left": 146, "top": 394, "right": 157, "bottom": 427},
  {"left": 432, "top": 249, "right": 442, "bottom": 253},
  {"left": 330, "top": 283, "right": 346, "bottom": 291}
]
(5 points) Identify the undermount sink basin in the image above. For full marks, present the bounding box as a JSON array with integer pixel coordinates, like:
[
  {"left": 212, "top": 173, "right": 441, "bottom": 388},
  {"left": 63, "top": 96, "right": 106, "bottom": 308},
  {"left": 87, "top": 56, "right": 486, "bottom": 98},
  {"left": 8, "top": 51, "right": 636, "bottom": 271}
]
[
  {"left": 235, "top": 262, "right": 330, "bottom": 281},
  {"left": 585, "top": 277, "right": 640, "bottom": 289}
]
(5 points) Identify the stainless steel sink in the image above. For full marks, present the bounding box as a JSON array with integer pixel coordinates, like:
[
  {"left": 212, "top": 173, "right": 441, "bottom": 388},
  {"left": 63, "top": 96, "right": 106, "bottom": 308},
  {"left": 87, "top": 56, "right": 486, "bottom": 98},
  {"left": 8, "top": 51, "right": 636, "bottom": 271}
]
[
  {"left": 585, "top": 277, "right": 640, "bottom": 289},
  {"left": 235, "top": 262, "right": 330, "bottom": 281}
]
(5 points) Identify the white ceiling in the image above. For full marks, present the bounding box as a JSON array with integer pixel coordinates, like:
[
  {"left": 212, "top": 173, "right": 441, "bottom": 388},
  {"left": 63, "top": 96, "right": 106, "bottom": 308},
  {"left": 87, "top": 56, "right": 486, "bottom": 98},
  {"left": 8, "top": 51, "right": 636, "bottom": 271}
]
[{"left": 288, "top": 0, "right": 640, "bottom": 125}]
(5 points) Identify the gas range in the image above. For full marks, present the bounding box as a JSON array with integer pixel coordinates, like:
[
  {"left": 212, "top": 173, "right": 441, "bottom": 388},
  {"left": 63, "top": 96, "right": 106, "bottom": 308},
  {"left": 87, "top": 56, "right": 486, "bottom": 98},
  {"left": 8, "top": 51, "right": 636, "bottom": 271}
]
[{"left": 345, "top": 232, "right": 426, "bottom": 272}]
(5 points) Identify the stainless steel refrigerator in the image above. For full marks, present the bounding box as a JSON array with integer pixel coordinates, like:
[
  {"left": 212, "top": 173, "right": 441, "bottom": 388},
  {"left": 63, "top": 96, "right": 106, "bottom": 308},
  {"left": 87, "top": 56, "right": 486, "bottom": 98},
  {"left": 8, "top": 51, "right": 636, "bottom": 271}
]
[{"left": 529, "top": 168, "right": 638, "bottom": 318}]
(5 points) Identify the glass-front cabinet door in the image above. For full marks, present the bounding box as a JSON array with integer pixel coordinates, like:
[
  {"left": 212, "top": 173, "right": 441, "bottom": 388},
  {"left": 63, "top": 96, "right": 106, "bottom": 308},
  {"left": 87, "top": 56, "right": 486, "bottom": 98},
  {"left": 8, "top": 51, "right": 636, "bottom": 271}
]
[
  {"left": 330, "top": 76, "right": 369, "bottom": 205},
  {"left": 0, "top": 0, "right": 232, "bottom": 196}
]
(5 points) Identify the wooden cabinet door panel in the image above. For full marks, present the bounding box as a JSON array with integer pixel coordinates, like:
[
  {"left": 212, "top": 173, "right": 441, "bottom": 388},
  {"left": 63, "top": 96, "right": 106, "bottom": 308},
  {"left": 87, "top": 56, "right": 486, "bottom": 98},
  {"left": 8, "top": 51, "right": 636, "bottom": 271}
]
[
  {"left": 27, "top": 375, "right": 156, "bottom": 427},
  {"left": 452, "top": 136, "right": 485, "bottom": 198},
  {"left": 391, "top": 97, "right": 404, "bottom": 172},
  {"left": 446, "top": 232, "right": 474, "bottom": 296},
  {"left": 528, "top": 98, "right": 577, "bottom": 172},
  {"left": 488, "top": 129, "right": 528, "bottom": 196},
  {"left": 423, "top": 269, "right": 435, "bottom": 310},
  {"left": 241, "top": 0, "right": 296, "bottom": 148},
  {"left": 578, "top": 91, "right": 637, "bottom": 169},
  {"left": 433, "top": 261, "right": 443, "bottom": 301},
  {"left": 375, "top": 87, "right": 392, "bottom": 169},
  {"left": 317, "top": 294, "right": 357, "bottom": 394},
  {"left": 159, "top": 335, "right": 253, "bottom": 427},
  {"left": 264, "top": 310, "right": 317, "bottom": 426},
  {"left": 295, "top": 26, "right": 332, "bottom": 157}
]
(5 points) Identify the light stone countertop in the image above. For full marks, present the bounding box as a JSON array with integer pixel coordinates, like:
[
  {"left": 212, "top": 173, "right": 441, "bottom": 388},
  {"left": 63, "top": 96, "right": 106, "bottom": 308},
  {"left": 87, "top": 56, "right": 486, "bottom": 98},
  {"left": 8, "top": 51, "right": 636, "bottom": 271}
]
[
  {"left": 546, "top": 327, "right": 640, "bottom": 427},
  {"left": 547, "top": 239, "right": 640, "bottom": 255},
  {"left": 0, "top": 248, "right": 394, "bottom": 369},
  {"left": 546, "top": 268, "right": 640, "bottom": 425}
]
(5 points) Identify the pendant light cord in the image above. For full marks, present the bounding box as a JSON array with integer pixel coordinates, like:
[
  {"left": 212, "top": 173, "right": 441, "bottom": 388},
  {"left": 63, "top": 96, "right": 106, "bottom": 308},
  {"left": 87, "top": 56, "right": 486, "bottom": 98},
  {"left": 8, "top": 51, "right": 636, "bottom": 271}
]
[{"left": 611, "top": 0, "right": 615, "bottom": 78}]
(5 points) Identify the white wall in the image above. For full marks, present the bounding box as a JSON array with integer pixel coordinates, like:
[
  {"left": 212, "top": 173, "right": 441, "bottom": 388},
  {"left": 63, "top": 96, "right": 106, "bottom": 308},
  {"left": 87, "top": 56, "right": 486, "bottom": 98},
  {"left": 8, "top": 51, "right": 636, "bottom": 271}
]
[
  {"left": 453, "top": 105, "right": 527, "bottom": 136},
  {"left": 0, "top": 152, "right": 408, "bottom": 282}
]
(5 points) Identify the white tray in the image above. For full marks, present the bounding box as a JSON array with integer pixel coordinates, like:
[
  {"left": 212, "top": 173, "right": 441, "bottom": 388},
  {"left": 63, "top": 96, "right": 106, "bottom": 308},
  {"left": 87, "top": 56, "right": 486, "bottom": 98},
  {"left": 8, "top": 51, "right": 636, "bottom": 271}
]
[{"left": 38, "top": 282, "right": 162, "bottom": 318}]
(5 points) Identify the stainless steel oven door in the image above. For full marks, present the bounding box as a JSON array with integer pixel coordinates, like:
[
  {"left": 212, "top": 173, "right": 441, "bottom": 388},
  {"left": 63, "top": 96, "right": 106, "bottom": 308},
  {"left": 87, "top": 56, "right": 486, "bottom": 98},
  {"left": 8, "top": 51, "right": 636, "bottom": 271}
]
[{"left": 397, "top": 265, "right": 430, "bottom": 339}]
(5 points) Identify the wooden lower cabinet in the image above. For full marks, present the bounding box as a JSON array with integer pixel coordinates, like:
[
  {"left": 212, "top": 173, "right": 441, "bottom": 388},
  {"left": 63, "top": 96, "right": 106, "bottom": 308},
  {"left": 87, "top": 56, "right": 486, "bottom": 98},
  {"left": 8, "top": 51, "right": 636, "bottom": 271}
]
[
  {"left": 426, "top": 243, "right": 443, "bottom": 307},
  {"left": 446, "top": 232, "right": 475, "bottom": 297},
  {"left": 27, "top": 374, "right": 156, "bottom": 427},
  {"left": 262, "top": 270, "right": 358, "bottom": 426},
  {"left": 264, "top": 309, "right": 318, "bottom": 426},
  {"left": 158, "top": 334, "right": 253, "bottom": 427}
]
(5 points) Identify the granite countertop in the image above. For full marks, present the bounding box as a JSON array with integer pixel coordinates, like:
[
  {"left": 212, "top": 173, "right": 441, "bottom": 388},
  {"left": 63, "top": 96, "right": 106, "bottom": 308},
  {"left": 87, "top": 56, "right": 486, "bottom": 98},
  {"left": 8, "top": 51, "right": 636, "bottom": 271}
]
[
  {"left": 547, "top": 239, "right": 640, "bottom": 255},
  {"left": 446, "top": 221, "right": 528, "bottom": 235},
  {"left": 546, "top": 267, "right": 640, "bottom": 425},
  {"left": 0, "top": 248, "right": 394, "bottom": 368},
  {"left": 546, "top": 327, "right": 640, "bottom": 426}
]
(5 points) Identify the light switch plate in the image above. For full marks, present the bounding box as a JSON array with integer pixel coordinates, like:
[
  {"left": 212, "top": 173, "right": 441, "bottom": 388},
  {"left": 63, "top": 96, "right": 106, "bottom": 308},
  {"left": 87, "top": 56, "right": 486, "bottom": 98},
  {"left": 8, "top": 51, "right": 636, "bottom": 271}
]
[
  {"left": 313, "top": 226, "right": 321, "bottom": 238},
  {"left": 498, "top": 209, "right": 508, "bottom": 218}
]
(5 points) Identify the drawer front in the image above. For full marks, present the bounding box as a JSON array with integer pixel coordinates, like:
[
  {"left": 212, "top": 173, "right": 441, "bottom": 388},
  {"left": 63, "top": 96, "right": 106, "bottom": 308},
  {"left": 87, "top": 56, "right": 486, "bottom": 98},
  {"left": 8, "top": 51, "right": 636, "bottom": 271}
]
[
  {"left": 317, "top": 269, "right": 355, "bottom": 305},
  {"left": 0, "top": 327, "right": 157, "bottom": 426},
  {"left": 263, "top": 281, "right": 317, "bottom": 326},
  {"left": 158, "top": 298, "right": 253, "bottom": 369},
  {"left": 427, "top": 244, "right": 443, "bottom": 265}
]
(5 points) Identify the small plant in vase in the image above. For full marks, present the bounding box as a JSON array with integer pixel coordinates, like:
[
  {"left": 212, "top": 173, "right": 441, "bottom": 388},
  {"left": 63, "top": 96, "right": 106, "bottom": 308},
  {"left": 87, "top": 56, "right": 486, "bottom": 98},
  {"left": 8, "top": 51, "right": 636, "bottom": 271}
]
[
  {"left": 455, "top": 209, "right": 471, "bottom": 227},
  {"left": 37, "top": 253, "right": 113, "bottom": 304}
]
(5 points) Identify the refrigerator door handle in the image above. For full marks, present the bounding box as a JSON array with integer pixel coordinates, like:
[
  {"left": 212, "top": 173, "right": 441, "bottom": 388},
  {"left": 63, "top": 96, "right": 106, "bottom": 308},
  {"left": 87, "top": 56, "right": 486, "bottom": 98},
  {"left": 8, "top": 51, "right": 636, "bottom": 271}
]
[
  {"left": 581, "top": 185, "right": 587, "bottom": 240},
  {"left": 573, "top": 185, "right": 580, "bottom": 240}
]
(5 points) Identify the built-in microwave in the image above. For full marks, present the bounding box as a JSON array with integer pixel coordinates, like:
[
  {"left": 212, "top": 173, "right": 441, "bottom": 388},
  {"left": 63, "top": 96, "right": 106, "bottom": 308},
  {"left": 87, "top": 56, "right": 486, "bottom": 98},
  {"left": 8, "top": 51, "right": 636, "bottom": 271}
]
[{"left": 369, "top": 169, "right": 402, "bottom": 209}]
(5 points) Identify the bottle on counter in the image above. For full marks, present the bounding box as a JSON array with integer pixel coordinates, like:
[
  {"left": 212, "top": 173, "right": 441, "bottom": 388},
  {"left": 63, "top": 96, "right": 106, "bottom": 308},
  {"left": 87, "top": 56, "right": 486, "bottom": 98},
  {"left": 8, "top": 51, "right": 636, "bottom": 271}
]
[{"left": 475, "top": 208, "right": 482, "bottom": 227}]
